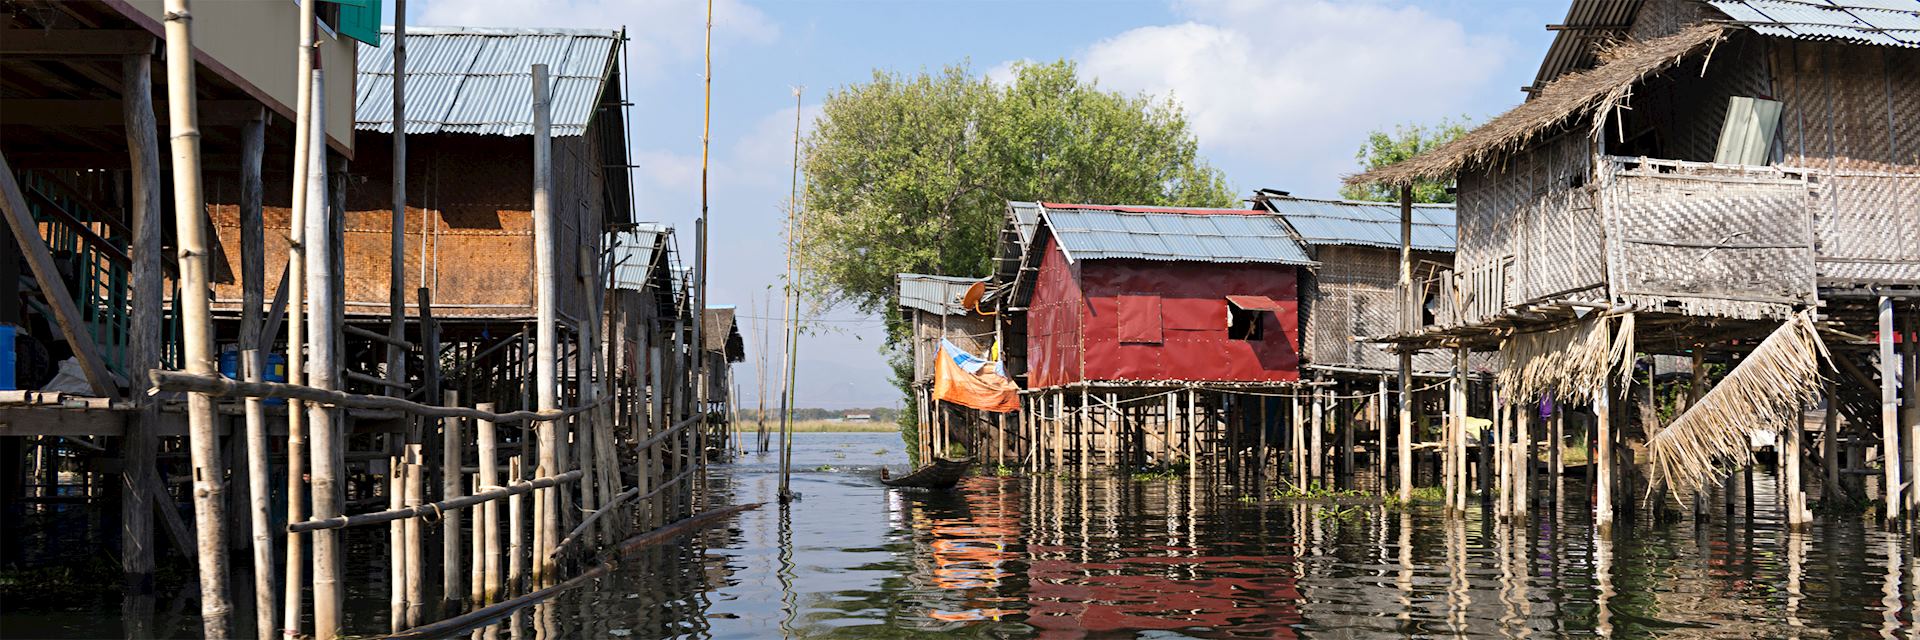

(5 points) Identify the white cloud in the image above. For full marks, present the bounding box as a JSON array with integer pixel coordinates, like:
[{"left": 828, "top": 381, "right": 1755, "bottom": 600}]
[
  {"left": 417, "top": 0, "right": 778, "bottom": 80},
  {"left": 984, "top": 58, "right": 1032, "bottom": 87},
  {"left": 1078, "top": 0, "right": 1509, "bottom": 192}
]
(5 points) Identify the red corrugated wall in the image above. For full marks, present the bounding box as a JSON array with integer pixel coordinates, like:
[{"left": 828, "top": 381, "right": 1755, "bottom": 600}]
[
  {"left": 1027, "top": 235, "right": 1086, "bottom": 388},
  {"left": 1026, "top": 236, "right": 1302, "bottom": 388}
]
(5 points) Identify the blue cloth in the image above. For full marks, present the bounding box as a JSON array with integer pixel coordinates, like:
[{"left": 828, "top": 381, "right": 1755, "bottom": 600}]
[{"left": 941, "top": 339, "right": 990, "bottom": 374}]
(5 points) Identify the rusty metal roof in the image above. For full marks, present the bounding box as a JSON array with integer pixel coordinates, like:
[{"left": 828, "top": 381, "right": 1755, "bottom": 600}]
[
  {"left": 1254, "top": 192, "right": 1456, "bottom": 253},
  {"left": 898, "top": 273, "right": 986, "bottom": 316},
  {"left": 1040, "top": 203, "right": 1315, "bottom": 266},
  {"left": 356, "top": 26, "right": 621, "bottom": 136},
  {"left": 1707, "top": 0, "right": 1920, "bottom": 47}
]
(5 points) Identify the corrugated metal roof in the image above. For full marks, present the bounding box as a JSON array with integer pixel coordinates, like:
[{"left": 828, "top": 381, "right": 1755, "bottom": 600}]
[
  {"left": 610, "top": 223, "right": 670, "bottom": 291},
  {"left": 1040, "top": 204, "right": 1315, "bottom": 266},
  {"left": 1529, "top": 0, "right": 1646, "bottom": 93},
  {"left": 898, "top": 273, "right": 985, "bottom": 316},
  {"left": 1708, "top": 0, "right": 1920, "bottom": 47},
  {"left": 356, "top": 26, "right": 621, "bottom": 136},
  {"left": 1255, "top": 193, "right": 1457, "bottom": 252},
  {"left": 1008, "top": 201, "right": 1044, "bottom": 247}
]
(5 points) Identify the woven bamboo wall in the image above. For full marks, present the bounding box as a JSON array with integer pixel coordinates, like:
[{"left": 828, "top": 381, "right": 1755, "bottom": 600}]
[
  {"left": 1602, "top": 160, "right": 1815, "bottom": 318},
  {"left": 911, "top": 310, "right": 995, "bottom": 384},
  {"left": 1626, "top": 0, "right": 1718, "bottom": 42},
  {"left": 1303, "top": 246, "right": 1452, "bottom": 372},
  {"left": 1768, "top": 41, "right": 1920, "bottom": 285},
  {"left": 1455, "top": 132, "right": 1602, "bottom": 325}
]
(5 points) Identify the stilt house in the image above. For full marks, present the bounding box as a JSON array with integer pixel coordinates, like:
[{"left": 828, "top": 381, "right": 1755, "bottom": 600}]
[
  {"left": 1348, "top": 0, "right": 1920, "bottom": 526},
  {"left": 990, "top": 202, "right": 1315, "bottom": 471},
  {"left": 897, "top": 273, "right": 1000, "bottom": 462}
]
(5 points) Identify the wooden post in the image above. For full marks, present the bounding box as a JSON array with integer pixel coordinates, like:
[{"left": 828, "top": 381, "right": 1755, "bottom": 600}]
[
  {"left": 1496, "top": 394, "right": 1510, "bottom": 519},
  {"left": 1377, "top": 377, "right": 1388, "bottom": 489},
  {"left": 1596, "top": 377, "right": 1615, "bottom": 532},
  {"left": 1903, "top": 306, "right": 1919, "bottom": 520},
  {"left": 237, "top": 107, "right": 278, "bottom": 640},
  {"left": 1053, "top": 392, "right": 1065, "bottom": 471},
  {"left": 1290, "top": 393, "right": 1305, "bottom": 489},
  {"left": 1079, "top": 389, "right": 1090, "bottom": 474},
  {"left": 1513, "top": 403, "right": 1528, "bottom": 518},
  {"left": 118, "top": 48, "right": 161, "bottom": 595},
  {"left": 1395, "top": 185, "right": 1415, "bottom": 503},
  {"left": 1341, "top": 388, "right": 1355, "bottom": 489},
  {"left": 1311, "top": 387, "right": 1325, "bottom": 487},
  {"left": 160, "top": 1, "right": 232, "bottom": 635},
  {"left": 1880, "top": 296, "right": 1901, "bottom": 523},
  {"left": 1449, "top": 348, "right": 1467, "bottom": 514},
  {"left": 1107, "top": 392, "right": 1118, "bottom": 468},
  {"left": 469, "top": 475, "right": 485, "bottom": 605},
  {"left": 1551, "top": 404, "right": 1564, "bottom": 506},
  {"left": 388, "top": 0, "right": 410, "bottom": 426}
]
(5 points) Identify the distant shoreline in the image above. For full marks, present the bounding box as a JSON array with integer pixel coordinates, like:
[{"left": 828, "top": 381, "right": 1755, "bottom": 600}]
[{"left": 729, "top": 419, "right": 898, "bottom": 433}]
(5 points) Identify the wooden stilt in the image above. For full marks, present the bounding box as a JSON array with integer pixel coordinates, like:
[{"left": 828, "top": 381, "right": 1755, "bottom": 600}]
[
  {"left": 300, "top": 67, "right": 345, "bottom": 640},
  {"left": 1377, "top": 377, "right": 1388, "bottom": 490},
  {"left": 235, "top": 107, "right": 279, "bottom": 640},
  {"left": 118, "top": 49, "right": 162, "bottom": 596},
  {"left": 405, "top": 458, "right": 426, "bottom": 626},
  {"left": 1902, "top": 305, "right": 1919, "bottom": 521},
  {"left": 1596, "top": 377, "right": 1615, "bottom": 532},
  {"left": 1291, "top": 393, "right": 1305, "bottom": 489},
  {"left": 508, "top": 456, "right": 526, "bottom": 596},
  {"left": 1880, "top": 296, "right": 1901, "bottom": 523},
  {"left": 1395, "top": 185, "right": 1416, "bottom": 503},
  {"left": 1311, "top": 386, "right": 1325, "bottom": 487}
]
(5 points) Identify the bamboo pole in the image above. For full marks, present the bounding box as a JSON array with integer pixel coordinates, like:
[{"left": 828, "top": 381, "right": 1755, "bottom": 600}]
[
  {"left": 405, "top": 458, "right": 426, "bottom": 626},
  {"left": 1448, "top": 348, "right": 1466, "bottom": 514},
  {"left": 148, "top": 371, "right": 606, "bottom": 423},
  {"left": 160, "top": 1, "right": 232, "bottom": 635},
  {"left": 441, "top": 391, "right": 463, "bottom": 611},
  {"left": 1551, "top": 406, "right": 1564, "bottom": 506},
  {"left": 1291, "top": 394, "right": 1304, "bottom": 489},
  {"left": 478, "top": 403, "right": 499, "bottom": 602},
  {"left": 301, "top": 63, "right": 344, "bottom": 639},
  {"left": 389, "top": 457, "right": 405, "bottom": 632},
  {"left": 1903, "top": 307, "right": 1918, "bottom": 521},
  {"left": 1377, "top": 377, "right": 1388, "bottom": 489},
  {"left": 282, "top": 2, "right": 316, "bottom": 626},
  {"left": 508, "top": 456, "right": 525, "bottom": 595},
  {"left": 1496, "top": 395, "right": 1510, "bottom": 520},
  {"left": 1396, "top": 186, "right": 1415, "bottom": 503},
  {"left": 388, "top": 0, "right": 409, "bottom": 417},
  {"left": 469, "top": 475, "right": 485, "bottom": 605},
  {"left": 529, "top": 63, "right": 559, "bottom": 581},
  {"left": 119, "top": 48, "right": 161, "bottom": 595},
  {"left": 1311, "top": 386, "right": 1326, "bottom": 487}
]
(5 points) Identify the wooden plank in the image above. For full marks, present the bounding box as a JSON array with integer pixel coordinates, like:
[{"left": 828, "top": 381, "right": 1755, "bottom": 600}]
[
  {"left": 0, "top": 151, "right": 117, "bottom": 396},
  {"left": 0, "top": 99, "right": 261, "bottom": 127},
  {"left": 0, "top": 27, "right": 155, "bottom": 56}
]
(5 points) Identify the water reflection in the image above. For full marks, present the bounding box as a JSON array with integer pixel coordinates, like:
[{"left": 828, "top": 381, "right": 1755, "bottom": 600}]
[{"left": 418, "top": 434, "right": 1920, "bottom": 638}]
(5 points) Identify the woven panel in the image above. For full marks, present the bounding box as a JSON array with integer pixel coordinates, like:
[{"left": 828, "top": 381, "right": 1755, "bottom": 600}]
[
  {"left": 1628, "top": 0, "right": 1717, "bottom": 41},
  {"left": 1606, "top": 164, "right": 1815, "bottom": 318},
  {"left": 1819, "top": 174, "right": 1920, "bottom": 262},
  {"left": 1521, "top": 135, "right": 1605, "bottom": 302}
]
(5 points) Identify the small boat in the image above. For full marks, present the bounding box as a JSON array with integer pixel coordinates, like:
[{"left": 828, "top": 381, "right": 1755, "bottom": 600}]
[{"left": 881, "top": 457, "right": 974, "bottom": 490}]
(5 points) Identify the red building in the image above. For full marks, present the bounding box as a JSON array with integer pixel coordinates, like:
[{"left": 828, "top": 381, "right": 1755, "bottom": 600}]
[{"left": 1005, "top": 202, "right": 1314, "bottom": 389}]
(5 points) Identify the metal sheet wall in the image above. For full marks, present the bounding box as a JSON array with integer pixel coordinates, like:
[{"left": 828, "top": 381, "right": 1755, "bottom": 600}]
[
  {"left": 1026, "top": 235, "right": 1087, "bottom": 388},
  {"left": 1078, "top": 259, "right": 1301, "bottom": 384}
]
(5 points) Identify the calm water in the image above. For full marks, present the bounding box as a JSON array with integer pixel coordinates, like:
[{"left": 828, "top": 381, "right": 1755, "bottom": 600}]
[{"left": 5, "top": 432, "right": 1918, "bottom": 638}]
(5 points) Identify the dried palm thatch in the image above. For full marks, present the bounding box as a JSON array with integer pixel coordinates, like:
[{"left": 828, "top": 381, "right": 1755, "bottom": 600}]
[
  {"left": 1646, "top": 311, "right": 1828, "bottom": 500},
  {"left": 1345, "top": 23, "right": 1731, "bottom": 188},
  {"left": 1497, "top": 314, "right": 1634, "bottom": 404}
]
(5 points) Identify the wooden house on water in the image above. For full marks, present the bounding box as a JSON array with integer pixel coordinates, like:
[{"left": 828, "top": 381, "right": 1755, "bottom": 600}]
[
  {"left": 1349, "top": 0, "right": 1920, "bottom": 527},
  {"left": 897, "top": 273, "right": 1003, "bottom": 464},
  {"left": 989, "top": 201, "right": 1316, "bottom": 476},
  {"left": 1253, "top": 190, "right": 1494, "bottom": 490}
]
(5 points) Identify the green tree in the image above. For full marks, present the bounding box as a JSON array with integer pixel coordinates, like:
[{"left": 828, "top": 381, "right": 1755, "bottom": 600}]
[
  {"left": 797, "top": 60, "right": 1233, "bottom": 458},
  {"left": 1339, "top": 117, "right": 1471, "bottom": 203}
]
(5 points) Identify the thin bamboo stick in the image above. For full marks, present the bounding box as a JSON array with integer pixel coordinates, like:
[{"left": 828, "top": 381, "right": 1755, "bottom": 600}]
[
  {"left": 160, "top": 1, "right": 231, "bottom": 634},
  {"left": 288, "top": 470, "right": 584, "bottom": 533}
]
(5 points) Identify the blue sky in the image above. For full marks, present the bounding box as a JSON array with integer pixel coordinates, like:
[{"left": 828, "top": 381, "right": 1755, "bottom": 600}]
[{"left": 398, "top": 0, "right": 1565, "bottom": 409}]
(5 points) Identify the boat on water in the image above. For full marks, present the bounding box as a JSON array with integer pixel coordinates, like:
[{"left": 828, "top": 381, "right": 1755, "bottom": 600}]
[{"left": 881, "top": 457, "right": 974, "bottom": 490}]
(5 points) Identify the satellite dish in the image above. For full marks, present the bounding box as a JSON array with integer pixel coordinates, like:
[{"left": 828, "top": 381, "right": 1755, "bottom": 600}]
[{"left": 961, "top": 281, "right": 992, "bottom": 315}]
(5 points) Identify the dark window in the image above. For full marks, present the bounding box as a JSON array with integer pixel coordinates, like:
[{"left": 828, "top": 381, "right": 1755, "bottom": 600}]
[{"left": 1228, "top": 307, "right": 1264, "bottom": 341}]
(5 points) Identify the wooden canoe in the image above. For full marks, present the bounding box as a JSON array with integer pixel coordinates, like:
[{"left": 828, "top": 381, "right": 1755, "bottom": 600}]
[{"left": 881, "top": 456, "right": 974, "bottom": 490}]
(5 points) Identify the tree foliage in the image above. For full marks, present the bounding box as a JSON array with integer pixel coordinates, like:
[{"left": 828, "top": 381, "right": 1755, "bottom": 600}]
[
  {"left": 1339, "top": 117, "right": 1472, "bottom": 203},
  {"left": 798, "top": 60, "right": 1234, "bottom": 332}
]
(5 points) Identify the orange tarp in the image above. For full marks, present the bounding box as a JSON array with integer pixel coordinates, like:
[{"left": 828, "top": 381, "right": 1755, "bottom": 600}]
[{"left": 934, "top": 346, "right": 1021, "bottom": 413}]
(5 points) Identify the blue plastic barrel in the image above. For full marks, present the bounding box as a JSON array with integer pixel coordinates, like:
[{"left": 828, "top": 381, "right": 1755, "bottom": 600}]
[{"left": 218, "top": 350, "right": 289, "bottom": 404}]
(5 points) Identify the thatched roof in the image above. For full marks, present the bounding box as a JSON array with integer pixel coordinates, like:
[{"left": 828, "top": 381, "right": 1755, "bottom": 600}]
[{"left": 1346, "top": 23, "right": 1731, "bottom": 188}]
